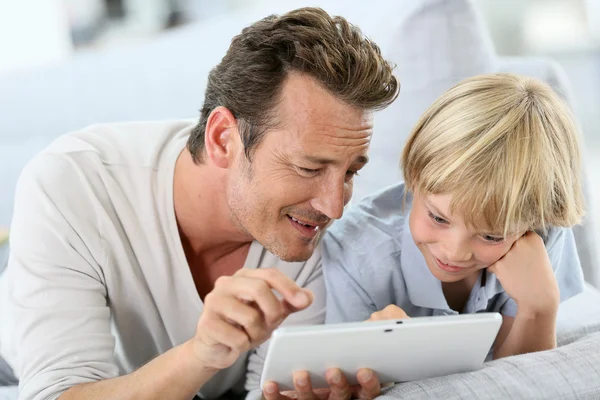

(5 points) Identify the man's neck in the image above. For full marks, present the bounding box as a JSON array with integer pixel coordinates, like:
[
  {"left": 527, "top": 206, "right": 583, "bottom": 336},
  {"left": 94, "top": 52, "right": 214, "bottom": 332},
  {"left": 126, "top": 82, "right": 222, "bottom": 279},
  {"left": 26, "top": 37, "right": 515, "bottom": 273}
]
[{"left": 173, "top": 148, "right": 252, "bottom": 265}]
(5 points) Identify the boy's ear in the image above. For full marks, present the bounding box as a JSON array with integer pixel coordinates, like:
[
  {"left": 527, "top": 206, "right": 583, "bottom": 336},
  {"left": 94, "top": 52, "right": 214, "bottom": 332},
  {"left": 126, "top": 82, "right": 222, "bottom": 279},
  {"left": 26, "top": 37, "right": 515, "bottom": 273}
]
[{"left": 204, "top": 106, "right": 240, "bottom": 169}]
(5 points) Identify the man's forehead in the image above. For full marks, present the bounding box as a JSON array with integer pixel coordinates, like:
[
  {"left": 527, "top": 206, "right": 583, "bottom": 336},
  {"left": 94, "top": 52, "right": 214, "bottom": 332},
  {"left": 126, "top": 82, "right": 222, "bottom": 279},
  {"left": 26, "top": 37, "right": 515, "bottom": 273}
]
[{"left": 278, "top": 73, "right": 374, "bottom": 130}]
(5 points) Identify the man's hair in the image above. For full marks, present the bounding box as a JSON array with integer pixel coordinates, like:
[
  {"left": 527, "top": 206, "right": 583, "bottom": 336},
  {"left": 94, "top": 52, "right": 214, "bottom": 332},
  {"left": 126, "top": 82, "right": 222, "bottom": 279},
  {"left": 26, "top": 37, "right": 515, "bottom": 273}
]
[
  {"left": 401, "top": 73, "right": 585, "bottom": 235},
  {"left": 188, "top": 7, "right": 399, "bottom": 162}
]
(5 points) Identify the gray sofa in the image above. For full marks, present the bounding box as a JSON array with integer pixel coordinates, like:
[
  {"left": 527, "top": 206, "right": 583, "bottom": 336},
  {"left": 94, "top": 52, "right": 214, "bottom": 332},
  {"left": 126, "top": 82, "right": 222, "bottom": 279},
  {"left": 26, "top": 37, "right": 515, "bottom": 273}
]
[{"left": 1, "top": 0, "right": 600, "bottom": 398}]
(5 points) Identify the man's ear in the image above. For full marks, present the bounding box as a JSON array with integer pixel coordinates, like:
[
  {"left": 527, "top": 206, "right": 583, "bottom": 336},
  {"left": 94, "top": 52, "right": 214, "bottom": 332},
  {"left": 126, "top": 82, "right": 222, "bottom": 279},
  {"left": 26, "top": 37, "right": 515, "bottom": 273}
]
[{"left": 204, "top": 106, "right": 240, "bottom": 169}]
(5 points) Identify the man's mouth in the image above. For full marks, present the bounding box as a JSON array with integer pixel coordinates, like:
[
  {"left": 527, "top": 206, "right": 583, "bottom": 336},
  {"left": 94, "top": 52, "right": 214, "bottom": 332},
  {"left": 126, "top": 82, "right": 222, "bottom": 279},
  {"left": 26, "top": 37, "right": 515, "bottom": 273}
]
[{"left": 287, "top": 215, "right": 322, "bottom": 238}]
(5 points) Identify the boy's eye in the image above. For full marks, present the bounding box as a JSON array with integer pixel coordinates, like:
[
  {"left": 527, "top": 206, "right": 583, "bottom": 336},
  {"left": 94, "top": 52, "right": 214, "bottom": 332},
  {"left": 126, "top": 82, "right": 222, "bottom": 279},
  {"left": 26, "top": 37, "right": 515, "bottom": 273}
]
[
  {"left": 427, "top": 211, "right": 448, "bottom": 225},
  {"left": 482, "top": 235, "right": 505, "bottom": 243}
]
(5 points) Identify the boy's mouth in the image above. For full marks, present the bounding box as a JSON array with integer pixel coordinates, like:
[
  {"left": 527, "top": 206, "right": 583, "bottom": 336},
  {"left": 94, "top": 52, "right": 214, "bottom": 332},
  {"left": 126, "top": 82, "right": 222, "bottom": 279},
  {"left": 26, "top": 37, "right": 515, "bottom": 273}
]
[{"left": 434, "top": 257, "right": 466, "bottom": 273}]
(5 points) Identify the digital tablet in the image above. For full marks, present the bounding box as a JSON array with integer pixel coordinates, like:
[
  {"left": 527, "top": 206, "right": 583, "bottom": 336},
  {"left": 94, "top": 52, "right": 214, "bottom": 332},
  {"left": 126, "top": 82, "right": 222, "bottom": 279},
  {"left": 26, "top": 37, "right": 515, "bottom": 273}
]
[{"left": 260, "top": 313, "right": 502, "bottom": 391}]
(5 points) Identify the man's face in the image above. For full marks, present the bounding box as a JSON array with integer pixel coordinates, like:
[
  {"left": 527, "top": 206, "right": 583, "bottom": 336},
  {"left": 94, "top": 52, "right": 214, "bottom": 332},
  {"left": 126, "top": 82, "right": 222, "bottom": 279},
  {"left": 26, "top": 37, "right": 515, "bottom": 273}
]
[
  {"left": 409, "top": 191, "right": 523, "bottom": 283},
  {"left": 227, "top": 74, "right": 373, "bottom": 262}
]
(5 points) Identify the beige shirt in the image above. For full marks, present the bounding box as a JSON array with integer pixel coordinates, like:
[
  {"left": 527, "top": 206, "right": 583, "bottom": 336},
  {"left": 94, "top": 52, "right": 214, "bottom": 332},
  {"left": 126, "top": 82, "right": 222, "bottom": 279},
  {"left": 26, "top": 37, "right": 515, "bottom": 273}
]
[{"left": 0, "top": 120, "right": 325, "bottom": 400}]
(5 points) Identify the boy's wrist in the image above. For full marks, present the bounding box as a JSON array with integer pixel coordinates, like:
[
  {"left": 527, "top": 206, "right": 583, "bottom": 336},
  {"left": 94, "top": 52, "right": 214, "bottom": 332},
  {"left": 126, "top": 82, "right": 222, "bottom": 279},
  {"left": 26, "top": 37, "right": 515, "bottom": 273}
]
[{"left": 516, "top": 302, "right": 558, "bottom": 320}]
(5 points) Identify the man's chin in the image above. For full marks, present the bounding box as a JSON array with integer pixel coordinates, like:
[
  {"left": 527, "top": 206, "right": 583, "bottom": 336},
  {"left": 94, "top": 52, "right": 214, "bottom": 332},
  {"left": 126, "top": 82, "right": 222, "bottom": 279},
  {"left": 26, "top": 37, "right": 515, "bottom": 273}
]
[
  {"left": 273, "top": 245, "right": 316, "bottom": 262},
  {"left": 258, "top": 226, "right": 324, "bottom": 262},
  {"left": 265, "top": 239, "right": 318, "bottom": 262}
]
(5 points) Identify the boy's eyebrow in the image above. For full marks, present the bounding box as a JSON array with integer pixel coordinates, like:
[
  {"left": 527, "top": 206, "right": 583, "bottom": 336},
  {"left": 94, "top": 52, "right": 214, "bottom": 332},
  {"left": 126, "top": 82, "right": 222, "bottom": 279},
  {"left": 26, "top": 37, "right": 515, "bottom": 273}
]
[
  {"left": 477, "top": 230, "right": 505, "bottom": 237},
  {"left": 425, "top": 200, "right": 451, "bottom": 221}
]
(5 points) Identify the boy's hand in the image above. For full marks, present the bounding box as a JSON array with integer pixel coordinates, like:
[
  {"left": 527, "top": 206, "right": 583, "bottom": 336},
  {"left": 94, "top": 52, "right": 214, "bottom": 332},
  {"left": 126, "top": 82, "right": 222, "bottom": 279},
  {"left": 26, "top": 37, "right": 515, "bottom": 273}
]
[
  {"left": 488, "top": 231, "right": 559, "bottom": 316},
  {"left": 367, "top": 305, "right": 410, "bottom": 321}
]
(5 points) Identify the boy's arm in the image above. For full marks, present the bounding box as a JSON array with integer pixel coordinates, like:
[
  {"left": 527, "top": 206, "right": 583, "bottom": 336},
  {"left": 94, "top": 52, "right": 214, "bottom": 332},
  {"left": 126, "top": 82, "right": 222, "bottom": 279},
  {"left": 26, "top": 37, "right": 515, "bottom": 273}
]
[
  {"left": 490, "top": 227, "right": 583, "bottom": 359},
  {"left": 493, "top": 311, "right": 557, "bottom": 359},
  {"left": 488, "top": 231, "right": 560, "bottom": 358}
]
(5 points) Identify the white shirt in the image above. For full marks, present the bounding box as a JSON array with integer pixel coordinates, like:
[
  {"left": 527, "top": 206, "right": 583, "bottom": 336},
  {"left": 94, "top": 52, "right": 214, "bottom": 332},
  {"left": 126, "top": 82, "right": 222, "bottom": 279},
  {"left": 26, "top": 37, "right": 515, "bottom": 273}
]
[{"left": 0, "top": 120, "right": 325, "bottom": 400}]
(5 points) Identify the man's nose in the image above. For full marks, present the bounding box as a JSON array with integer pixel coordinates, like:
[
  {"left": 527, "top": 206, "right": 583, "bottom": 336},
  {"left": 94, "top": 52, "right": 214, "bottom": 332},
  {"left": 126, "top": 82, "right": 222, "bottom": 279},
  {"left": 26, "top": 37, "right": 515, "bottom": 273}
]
[{"left": 310, "top": 175, "right": 348, "bottom": 220}]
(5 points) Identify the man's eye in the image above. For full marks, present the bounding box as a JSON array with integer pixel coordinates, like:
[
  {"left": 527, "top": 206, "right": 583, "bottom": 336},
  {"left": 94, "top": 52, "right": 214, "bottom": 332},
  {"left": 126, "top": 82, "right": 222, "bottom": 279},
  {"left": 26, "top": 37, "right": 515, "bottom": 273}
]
[{"left": 298, "top": 167, "right": 319, "bottom": 176}]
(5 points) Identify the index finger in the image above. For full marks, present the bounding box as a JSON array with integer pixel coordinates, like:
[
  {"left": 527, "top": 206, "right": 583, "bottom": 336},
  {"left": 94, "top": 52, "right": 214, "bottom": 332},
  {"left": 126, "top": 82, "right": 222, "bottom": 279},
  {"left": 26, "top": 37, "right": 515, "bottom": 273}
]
[{"left": 237, "top": 268, "right": 313, "bottom": 310}]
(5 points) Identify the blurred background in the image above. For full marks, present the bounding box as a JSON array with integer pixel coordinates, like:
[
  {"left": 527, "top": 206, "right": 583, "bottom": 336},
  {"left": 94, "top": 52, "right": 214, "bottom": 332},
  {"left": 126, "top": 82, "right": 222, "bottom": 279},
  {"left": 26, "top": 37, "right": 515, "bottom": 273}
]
[
  {"left": 0, "top": 0, "right": 598, "bottom": 224},
  {"left": 1, "top": 1, "right": 598, "bottom": 154}
]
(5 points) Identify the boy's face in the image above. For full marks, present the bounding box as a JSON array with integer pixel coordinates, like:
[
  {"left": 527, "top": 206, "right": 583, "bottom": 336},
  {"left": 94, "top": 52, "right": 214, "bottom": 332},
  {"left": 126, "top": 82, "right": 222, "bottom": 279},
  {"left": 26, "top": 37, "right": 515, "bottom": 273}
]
[{"left": 409, "top": 190, "right": 523, "bottom": 283}]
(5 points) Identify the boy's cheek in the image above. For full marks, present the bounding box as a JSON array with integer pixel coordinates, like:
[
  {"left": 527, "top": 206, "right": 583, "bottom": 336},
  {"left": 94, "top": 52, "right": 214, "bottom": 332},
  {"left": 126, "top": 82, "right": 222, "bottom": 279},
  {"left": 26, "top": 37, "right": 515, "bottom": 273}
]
[
  {"left": 409, "top": 215, "right": 435, "bottom": 244},
  {"left": 479, "top": 242, "right": 514, "bottom": 267}
]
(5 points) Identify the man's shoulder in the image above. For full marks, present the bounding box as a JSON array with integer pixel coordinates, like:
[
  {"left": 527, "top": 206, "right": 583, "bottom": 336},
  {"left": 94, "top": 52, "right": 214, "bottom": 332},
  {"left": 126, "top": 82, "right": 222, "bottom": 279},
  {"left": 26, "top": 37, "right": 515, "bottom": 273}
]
[
  {"left": 18, "top": 119, "right": 193, "bottom": 196},
  {"left": 40, "top": 119, "right": 194, "bottom": 167}
]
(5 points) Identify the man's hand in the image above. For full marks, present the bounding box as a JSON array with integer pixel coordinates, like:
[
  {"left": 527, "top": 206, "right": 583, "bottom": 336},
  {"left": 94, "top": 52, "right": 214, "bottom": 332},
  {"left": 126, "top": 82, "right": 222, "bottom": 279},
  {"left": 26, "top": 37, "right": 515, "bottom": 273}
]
[
  {"left": 367, "top": 305, "right": 410, "bottom": 322},
  {"left": 193, "top": 268, "right": 313, "bottom": 371},
  {"left": 262, "top": 368, "right": 381, "bottom": 400},
  {"left": 488, "top": 231, "right": 559, "bottom": 316}
]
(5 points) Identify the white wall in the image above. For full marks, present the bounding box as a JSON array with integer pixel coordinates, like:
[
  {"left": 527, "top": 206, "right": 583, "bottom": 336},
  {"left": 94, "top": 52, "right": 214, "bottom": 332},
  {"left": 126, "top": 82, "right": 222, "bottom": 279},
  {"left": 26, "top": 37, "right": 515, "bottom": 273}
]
[{"left": 0, "top": 0, "right": 73, "bottom": 75}]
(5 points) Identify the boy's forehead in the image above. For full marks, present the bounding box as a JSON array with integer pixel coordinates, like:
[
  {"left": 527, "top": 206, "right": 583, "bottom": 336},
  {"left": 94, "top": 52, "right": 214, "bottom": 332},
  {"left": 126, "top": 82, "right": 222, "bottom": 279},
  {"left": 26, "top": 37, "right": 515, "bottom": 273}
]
[{"left": 424, "top": 192, "right": 525, "bottom": 235}]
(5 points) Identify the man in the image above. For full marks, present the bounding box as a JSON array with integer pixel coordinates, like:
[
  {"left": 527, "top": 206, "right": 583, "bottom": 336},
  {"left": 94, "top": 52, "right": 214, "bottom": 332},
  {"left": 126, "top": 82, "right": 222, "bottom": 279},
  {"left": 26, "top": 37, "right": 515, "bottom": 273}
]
[{"left": 0, "top": 7, "right": 398, "bottom": 400}]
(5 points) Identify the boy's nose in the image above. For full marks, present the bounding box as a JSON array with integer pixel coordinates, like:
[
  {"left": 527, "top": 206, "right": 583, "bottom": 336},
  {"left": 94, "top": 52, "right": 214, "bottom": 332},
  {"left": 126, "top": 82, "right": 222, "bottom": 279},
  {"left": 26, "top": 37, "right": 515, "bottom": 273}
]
[{"left": 442, "top": 238, "right": 473, "bottom": 264}]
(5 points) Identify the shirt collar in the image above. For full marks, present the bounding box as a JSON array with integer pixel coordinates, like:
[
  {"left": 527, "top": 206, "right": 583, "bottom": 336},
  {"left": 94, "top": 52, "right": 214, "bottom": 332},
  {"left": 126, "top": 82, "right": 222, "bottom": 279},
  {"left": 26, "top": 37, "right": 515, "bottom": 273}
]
[{"left": 400, "top": 209, "right": 450, "bottom": 310}]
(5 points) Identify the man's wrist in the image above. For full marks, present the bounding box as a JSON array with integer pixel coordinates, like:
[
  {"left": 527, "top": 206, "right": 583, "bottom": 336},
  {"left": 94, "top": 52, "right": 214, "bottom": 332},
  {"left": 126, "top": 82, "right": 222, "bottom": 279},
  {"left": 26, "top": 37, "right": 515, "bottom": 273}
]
[{"left": 182, "top": 339, "right": 221, "bottom": 376}]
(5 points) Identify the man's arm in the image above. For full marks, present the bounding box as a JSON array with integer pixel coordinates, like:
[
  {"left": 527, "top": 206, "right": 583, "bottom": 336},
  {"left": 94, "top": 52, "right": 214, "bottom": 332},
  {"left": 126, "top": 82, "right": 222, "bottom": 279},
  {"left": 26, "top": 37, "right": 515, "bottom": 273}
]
[
  {"left": 59, "top": 340, "right": 216, "bottom": 400},
  {"left": 10, "top": 152, "right": 211, "bottom": 400},
  {"left": 9, "top": 154, "right": 312, "bottom": 400},
  {"left": 7, "top": 154, "right": 122, "bottom": 400},
  {"left": 59, "top": 266, "right": 313, "bottom": 400}
]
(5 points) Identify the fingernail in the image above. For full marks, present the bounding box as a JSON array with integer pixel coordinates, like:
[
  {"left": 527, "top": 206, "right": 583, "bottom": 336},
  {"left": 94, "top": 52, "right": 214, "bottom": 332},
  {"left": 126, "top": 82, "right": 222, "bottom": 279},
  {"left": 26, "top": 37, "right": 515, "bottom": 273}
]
[
  {"left": 264, "top": 383, "right": 276, "bottom": 394},
  {"left": 359, "top": 369, "right": 372, "bottom": 383},
  {"left": 294, "top": 291, "right": 310, "bottom": 307},
  {"left": 332, "top": 370, "right": 342, "bottom": 384},
  {"left": 297, "top": 377, "right": 308, "bottom": 387}
]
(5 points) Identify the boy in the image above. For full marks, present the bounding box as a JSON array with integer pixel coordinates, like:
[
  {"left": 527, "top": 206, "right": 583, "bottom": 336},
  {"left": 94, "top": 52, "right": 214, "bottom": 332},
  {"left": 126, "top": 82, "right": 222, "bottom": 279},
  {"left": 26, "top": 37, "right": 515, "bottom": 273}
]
[{"left": 322, "top": 73, "right": 585, "bottom": 359}]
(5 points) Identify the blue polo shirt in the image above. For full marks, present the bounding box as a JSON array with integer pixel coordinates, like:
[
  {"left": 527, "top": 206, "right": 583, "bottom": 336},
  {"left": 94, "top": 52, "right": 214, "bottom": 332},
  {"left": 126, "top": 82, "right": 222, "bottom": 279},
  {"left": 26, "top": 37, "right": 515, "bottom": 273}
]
[{"left": 323, "top": 182, "right": 585, "bottom": 323}]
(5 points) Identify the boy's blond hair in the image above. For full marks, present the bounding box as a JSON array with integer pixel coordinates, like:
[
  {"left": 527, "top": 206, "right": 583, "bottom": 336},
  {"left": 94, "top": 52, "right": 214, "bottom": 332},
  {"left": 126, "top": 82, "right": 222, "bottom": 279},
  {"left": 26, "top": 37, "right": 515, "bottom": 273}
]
[{"left": 401, "top": 73, "right": 584, "bottom": 236}]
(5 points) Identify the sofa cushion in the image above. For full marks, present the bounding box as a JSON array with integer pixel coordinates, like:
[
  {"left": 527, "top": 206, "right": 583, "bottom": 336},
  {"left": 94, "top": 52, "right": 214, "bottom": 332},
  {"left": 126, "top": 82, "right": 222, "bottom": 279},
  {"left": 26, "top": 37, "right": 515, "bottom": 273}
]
[{"left": 381, "top": 285, "right": 600, "bottom": 399}]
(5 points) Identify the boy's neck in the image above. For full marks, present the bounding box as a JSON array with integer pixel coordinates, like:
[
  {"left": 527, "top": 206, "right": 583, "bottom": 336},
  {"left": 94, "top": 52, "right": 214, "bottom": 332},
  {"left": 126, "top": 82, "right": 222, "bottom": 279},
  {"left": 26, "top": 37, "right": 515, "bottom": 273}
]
[{"left": 441, "top": 271, "right": 482, "bottom": 313}]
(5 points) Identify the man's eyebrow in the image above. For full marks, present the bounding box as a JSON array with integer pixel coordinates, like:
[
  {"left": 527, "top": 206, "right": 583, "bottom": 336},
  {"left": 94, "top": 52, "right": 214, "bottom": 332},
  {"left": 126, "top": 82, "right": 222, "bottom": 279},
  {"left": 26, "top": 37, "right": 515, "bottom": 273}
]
[{"left": 303, "top": 155, "right": 369, "bottom": 165}]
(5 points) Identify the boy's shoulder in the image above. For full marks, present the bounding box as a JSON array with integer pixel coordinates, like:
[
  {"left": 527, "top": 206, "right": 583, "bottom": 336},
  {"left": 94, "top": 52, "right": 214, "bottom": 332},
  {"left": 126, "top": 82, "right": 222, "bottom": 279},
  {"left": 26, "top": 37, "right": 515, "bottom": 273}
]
[{"left": 325, "top": 182, "right": 411, "bottom": 249}]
